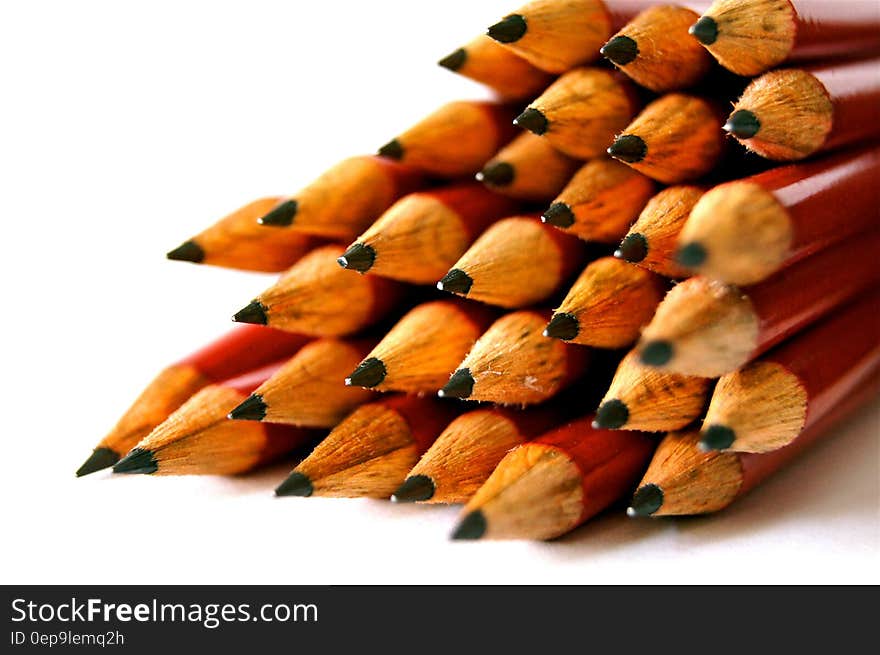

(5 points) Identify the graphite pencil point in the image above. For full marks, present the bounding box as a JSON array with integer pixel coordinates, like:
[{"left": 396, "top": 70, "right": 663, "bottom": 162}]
[
  {"left": 112, "top": 448, "right": 158, "bottom": 475},
  {"left": 391, "top": 475, "right": 436, "bottom": 503},
  {"left": 544, "top": 312, "right": 579, "bottom": 341},
  {"left": 257, "top": 199, "right": 298, "bottom": 227},
  {"left": 228, "top": 394, "right": 267, "bottom": 421},
  {"left": 514, "top": 107, "right": 549, "bottom": 136},
  {"left": 338, "top": 242, "right": 376, "bottom": 273},
  {"left": 438, "top": 48, "right": 467, "bottom": 71},
  {"left": 700, "top": 424, "right": 736, "bottom": 451},
  {"left": 437, "top": 268, "right": 473, "bottom": 296},
  {"left": 640, "top": 340, "right": 673, "bottom": 367},
  {"left": 231, "top": 300, "right": 268, "bottom": 325},
  {"left": 601, "top": 35, "right": 639, "bottom": 66},
  {"left": 689, "top": 16, "right": 718, "bottom": 45},
  {"left": 477, "top": 161, "right": 515, "bottom": 187},
  {"left": 345, "top": 357, "right": 387, "bottom": 389},
  {"left": 723, "top": 109, "right": 761, "bottom": 139},
  {"left": 675, "top": 241, "right": 707, "bottom": 268},
  {"left": 378, "top": 139, "right": 404, "bottom": 161},
  {"left": 451, "top": 510, "right": 487, "bottom": 540},
  {"left": 608, "top": 134, "right": 647, "bottom": 163},
  {"left": 76, "top": 447, "right": 119, "bottom": 477},
  {"left": 628, "top": 483, "right": 663, "bottom": 517},
  {"left": 439, "top": 368, "right": 475, "bottom": 399},
  {"left": 487, "top": 14, "right": 527, "bottom": 44},
  {"left": 166, "top": 240, "right": 204, "bottom": 263},
  {"left": 593, "top": 399, "right": 630, "bottom": 430},
  {"left": 275, "top": 471, "right": 314, "bottom": 497},
  {"left": 616, "top": 233, "right": 648, "bottom": 263},
  {"left": 541, "top": 202, "right": 575, "bottom": 228}
]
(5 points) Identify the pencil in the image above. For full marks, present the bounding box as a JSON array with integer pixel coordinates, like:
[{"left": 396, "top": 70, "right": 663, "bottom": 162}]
[
  {"left": 542, "top": 158, "right": 656, "bottom": 242},
  {"left": 231, "top": 244, "right": 404, "bottom": 336},
  {"left": 345, "top": 299, "right": 497, "bottom": 394},
  {"left": 274, "top": 395, "right": 459, "bottom": 498},
  {"left": 377, "top": 101, "right": 518, "bottom": 177},
  {"left": 228, "top": 337, "right": 376, "bottom": 427},
  {"left": 438, "top": 35, "right": 554, "bottom": 100},
  {"left": 393, "top": 405, "right": 567, "bottom": 504},
  {"left": 601, "top": 4, "right": 712, "bottom": 92},
  {"left": 338, "top": 184, "right": 519, "bottom": 284},
  {"left": 700, "top": 290, "right": 880, "bottom": 453},
  {"left": 166, "top": 197, "right": 324, "bottom": 272},
  {"left": 724, "top": 58, "right": 880, "bottom": 161},
  {"left": 514, "top": 67, "right": 641, "bottom": 159},
  {"left": 439, "top": 309, "right": 592, "bottom": 405},
  {"left": 594, "top": 350, "right": 711, "bottom": 431},
  {"left": 690, "top": 0, "right": 880, "bottom": 77},
  {"left": 615, "top": 185, "right": 703, "bottom": 279},
  {"left": 608, "top": 93, "right": 725, "bottom": 183},
  {"left": 628, "top": 371, "right": 880, "bottom": 517},
  {"left": 437, "top": 216, "right": 586, "bottom": 309},
  {"left": 76, "top": 325, "right": 309, "bottom": 476},
  {"left": 256, "top": 156, "right": 424, "bottom": 241},
  {"left": 545, "top": 256, "right": 666, "bottom": 348},
  {"left": 112, "top": 363, "right": 318, "bottom": 476},
  {"left": 677, "top": 146, "right": 880, "bottom": 285},
  {"left": 477, "top": 132, "right": 581, "bottom": 202},
  {"left": 637, "top": 232, "right": 880, "bottom": 377},
  {"left": 452, "top": 415, "right": 655, "bottom": 540},
  {"left": 486, "top": 0, "right": 652, "bottom": 73}
]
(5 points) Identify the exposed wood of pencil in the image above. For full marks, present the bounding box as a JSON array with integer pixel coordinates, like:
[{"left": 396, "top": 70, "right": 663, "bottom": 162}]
[
  {"left": 455, "top": 415, "right": 655, "bottom": 540},
  {"left": 691, "top": 0, "right": 880, "bottom": 76},
  {"left": 616, "top": 185, "right": 702, "bottom": 279},
  {"left": 282, "top": 396, "right": 458, "bottom": 498},
  {"left": 597, "top": 350, "right": 711, "bottom": 432},
  {"left": 166, "top": 197, "right": 324, "bottom": 272},
  {"left": 602, "top": 5, "right": 711, "bottom": 92},
  {"left": 544, "top": 158, "right": 656, "bottom": 242},
  {"left": 478, "top": 132, "right": 581, "bottom": 202},
  {"left": 441, "top": 310, "right": 592, "bottom": 405},
  {"left": 548, "top": 256, "right": 666, "bottom": 348},
  {"left": 346, "top": 184, "right": 519, "bottom": 284},
  {"left": 637, "top": 233, "right": 880, "bottom": 377},
  {"left": 702, "top": 291, "right": 880, "bottom": 453},
  {"left": 678, "top": 147, "right": 880, "bottom": 285},
  {"left": 346, "top": 300, "right": 496, "bottom": 394},
  {"left": 518, "top": 67, "right": 641, "bottom": 159},
  {"left": 439, "top": 216, "right": 585, "bottom": 309},
  {"left": 237, "top": 244, "right": 403, "bottom": 336},
  {"left": 377, "top": 101, "right": 518, "bottom": 177},
  {"left": 438, "top": 35, "right": 554, "bottom": 100}
]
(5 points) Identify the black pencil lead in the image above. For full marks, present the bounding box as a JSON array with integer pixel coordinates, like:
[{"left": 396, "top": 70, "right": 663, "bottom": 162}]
[
  {"left": 543, "top": 312, "right": 579, "bottom": 341},
  {"left": 541, "top": 202, "right": 575, "bottom": 228},
  {"left": 627, "top": 483, "right": 664, "bottom": 517},
  {"left": 438, "top": 48, "right": 467, "bottom": 71},
  {"left": 275, "top": 471, "right": 314, "bottom": 497},
  {"left": 700, "top": 424, "right": 736, "bottom": 451},
  {"left": 513, "top": 107, "right": 549, "bottom": 136},
  {"left": 689, "top": 16, "right": 718, "bottom": 45},
  {"left": 166, "top": 240, "right": 204, "bottom": 263},
  {"left": 676, "top": 242, "right": 707, "bottom": 268},
  {"left": 345, "top": 357, "right": 387, "bottom": 388},
  {"left": 438, "top": 368, "right": 475, "bottom": 399},
  {"left": 437, "top": 268, "right": 473, "bottom": 295},
  {"left": 601, "top": 35, "right": 639, "bottom": 66},
  {"left": 451, "top": 510, "right": 487, "bottom": 540},
  {"left": 640, "top": 340, "right": 674, "bottom": 367},
  {"left": 231, "top": 300, "right": 268, "bottom": 325},
  {"left": 487, "top": 14, "right": 527, "bottom": 44},
  {"left": 112, "top": 448, "right": 158, "bottom": 475},
  {"left": 615, "top": 233, "right": 648, "bottom": 263},
  {"left": 392, "top": 475, "right": 436, "bottom": 503},
  {"left": 593, "top": 399, "right": 630, "bottom": 430},
  {"left": 337, "top": 242, "right": 376, "bottom": 273},
  {"left": 608, "top": 134, "right": 647, "bottom": 163},
  {"left": 257, "top": 200, "right": 298, "bottom": 227},
  {"left": 723, "top": 109, "right": 761, "bottom": 139},
  {"left": 378, "top": 139, "right": 404, "bottom": 160},
  {"left": 228, "top": 394, "right": 267, "bottom": 421},
  {"left": 76, "top": 447, "right": 119, "bottom": 477},
  {"left": 477, "top": 161, "right": 515, "bottom": 187}
]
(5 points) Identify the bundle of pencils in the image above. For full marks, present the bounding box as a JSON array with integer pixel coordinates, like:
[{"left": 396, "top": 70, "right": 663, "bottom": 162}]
[{"left": 79, "top": 0, "right": 880, "bottom": 543}]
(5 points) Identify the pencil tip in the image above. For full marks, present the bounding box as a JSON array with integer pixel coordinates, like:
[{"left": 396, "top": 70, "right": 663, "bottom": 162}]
[
  {"left": 477, "top": 161, "right": 515, "bottom": 187},
  {"left": 723, "top": 109, "right": 761, "bottom": 139},
  {"left": 601, "top": 35, "right": 639, "bottom": 66},
  {"left": 392, "top": 475, "right": 436, "bottom": 503},
  {"left": 640, "top": 340, "right": 673, "bottom": 367},
  {"left": 112, "top": 448, "right": 158, "bottom": 475},
  {"left": 378, "top": 138, "right": 404, "bottom": 161},
  {"left": 593, "top": 399, "right": 629, "bottom": 430},
  {"left": 544, "top": 312, "right": 579, "bottom": 341},
  {"left": 257, "top": 199, "right": 298, "bottom": 227},
  {"left": 608, "top": 134, "right": 647, "bottom": 164},
  {"left": 337, "top": 242, "right": 376, "bottom": 273},
  {"left": 700, "top": 424, "right": 736, "bottom": 451},
  {"left": 451, "top": 510, "right": 487, "bottom": 540},
  {"left": 616, "top": 233, "right": 648, "bottom": 263},
  {"left": 689, "top": 15, "right": 718, "bottom": 45},
  {"left": 345, "top": 357, "right": 387, "bottom": 388},
  {"left": 439, "top": 368, "right": 474, "bottom": 399},
  {"left": 438, "top": 48, "right": 467, "bottom": 71},
  {"left": 487, "top": 14, "right": 527, "bottom": 44},
  {"left": 513, "top": 107, "right": 549, "bottom": 136},
  {"left": 166, "top": 240, "right": 204, "bottom": 263},
  {"left": 628, "top": 484, "right": 663, "bottom": 517},
  {"left": 676, "top": 242, "right": 707, "bottom": 268},
  {"left": 437, "top": 268, "right": 473, "bottom": 296},
  {"left": 542, "top": 202, "right": 575, "bottom": 228},
  {"left": 275, "top": 471, "right": 313, "bottom": 497},
  {"left": 76, "top": 447, "right": 119, "bottom": 477},
  {"left": 232, "top": 300, "right": 268, "bottom": 325},
  {"left": 228, "top": 394, "right": 267, "bottom": 421}
]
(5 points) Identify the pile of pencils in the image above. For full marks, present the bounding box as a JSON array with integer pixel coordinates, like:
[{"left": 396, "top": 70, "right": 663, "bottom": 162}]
[{"left": 77, "top": 0, "right": 880, "bottom": 541}]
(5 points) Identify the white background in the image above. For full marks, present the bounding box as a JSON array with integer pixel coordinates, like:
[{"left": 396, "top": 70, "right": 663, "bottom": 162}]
[{"left": 1, "top": 0, "right": 877, "bottom": 584}]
